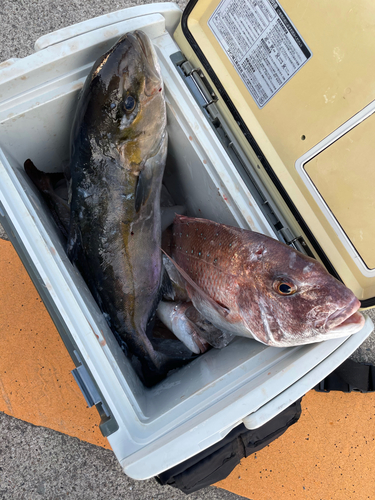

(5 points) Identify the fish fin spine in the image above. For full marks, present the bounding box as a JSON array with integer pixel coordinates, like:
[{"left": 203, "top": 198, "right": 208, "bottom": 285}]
[{"left": 161, "top": 249, "right": 230, "bottom": 319}]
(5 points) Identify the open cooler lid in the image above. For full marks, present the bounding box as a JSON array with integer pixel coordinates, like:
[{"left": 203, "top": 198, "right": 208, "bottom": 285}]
[{"left": 174, "top": 0, "right": 375, "bottom": 307}]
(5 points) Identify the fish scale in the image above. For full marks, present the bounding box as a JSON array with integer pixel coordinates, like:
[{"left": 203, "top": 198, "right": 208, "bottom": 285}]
[{"left": 171, "top": 217, "right": 250, "bottom": 326}]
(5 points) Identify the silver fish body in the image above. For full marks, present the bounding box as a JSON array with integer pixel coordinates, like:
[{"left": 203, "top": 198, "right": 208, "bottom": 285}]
[{"left": 156, "top": 301, "right": 209, "bottom": 354}]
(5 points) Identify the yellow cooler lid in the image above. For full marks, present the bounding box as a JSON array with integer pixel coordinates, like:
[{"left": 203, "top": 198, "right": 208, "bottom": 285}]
[{"left": 174, "top": 0, "right": 375, "bottom": 307}]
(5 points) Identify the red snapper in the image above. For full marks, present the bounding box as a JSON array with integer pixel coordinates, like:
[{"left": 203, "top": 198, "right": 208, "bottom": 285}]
[{"left": 163, "top": 215, "right": 365, "bottom": 347}]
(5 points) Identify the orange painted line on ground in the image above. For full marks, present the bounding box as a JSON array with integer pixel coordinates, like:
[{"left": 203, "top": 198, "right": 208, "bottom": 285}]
[
  {"left": 216, "top": 390, "right": 375, "bottom": 499},
  {"left": 0, "top": 239, "right": 108, "bottom": 449},
  {"left": 1, "top": 238, "right": 375, "bottom": 499}
]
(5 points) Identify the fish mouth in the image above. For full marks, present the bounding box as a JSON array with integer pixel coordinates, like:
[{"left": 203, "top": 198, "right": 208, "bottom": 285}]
[{"left": 325, "top": 297, "right": 365, "bottom": 335}]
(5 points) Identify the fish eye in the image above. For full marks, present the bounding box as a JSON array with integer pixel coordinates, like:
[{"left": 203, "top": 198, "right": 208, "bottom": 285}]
[
  {"left": 123, "top": 95, "right": 136, "bottom": 113},
  {"left": 274, "top": 280, "right": 297, "bottom": 296}
]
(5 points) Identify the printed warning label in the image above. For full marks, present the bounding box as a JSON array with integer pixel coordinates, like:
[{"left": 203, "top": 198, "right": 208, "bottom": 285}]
[{"left": 208, "top": 0, "right": 312, "bottom": 108}]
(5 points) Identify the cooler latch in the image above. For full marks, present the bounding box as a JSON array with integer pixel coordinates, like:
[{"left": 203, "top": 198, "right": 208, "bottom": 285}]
[
  {"left": 72, "top": 362, "right": 103, "bottom": 408},
  {"left": 71, "top": 351, "right": 117, "bottom": 437}
]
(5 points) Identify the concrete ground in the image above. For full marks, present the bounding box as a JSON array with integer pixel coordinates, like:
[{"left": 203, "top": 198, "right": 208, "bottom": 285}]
[
  {"left": 0, "top": 411, "right": 245, "bottom": 500},
  {"left": 1, "top": 1, "right": 375, "bottom": 500}
]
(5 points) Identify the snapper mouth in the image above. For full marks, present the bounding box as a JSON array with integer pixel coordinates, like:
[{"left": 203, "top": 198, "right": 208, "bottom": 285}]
[{"left": 325, "top": 297, "right": 365, "bottom": 336}]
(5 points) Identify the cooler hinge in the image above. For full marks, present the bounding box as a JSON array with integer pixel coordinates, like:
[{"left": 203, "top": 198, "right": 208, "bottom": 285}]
[
  {"left": 278, "top": 227, "right": 311, "bottom": 255},
  {"left": 179, "top": 58, "right": 218, "bottom": 107},
  {"left": 170, "top": 52, "right": 314, "bottom": 257}
]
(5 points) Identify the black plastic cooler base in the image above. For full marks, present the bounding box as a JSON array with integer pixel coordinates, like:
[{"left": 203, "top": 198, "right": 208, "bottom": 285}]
[
  {"left": 314, "top": 359, "right": 375, "bottom": 393},
  {"left": 156, "top": 399, "right": 302, "bottom": 495}
]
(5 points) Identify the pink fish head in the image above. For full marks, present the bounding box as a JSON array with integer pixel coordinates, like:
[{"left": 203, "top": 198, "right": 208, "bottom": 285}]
[{"left": 237, "top": 241, "right": 365, "bottom": 346}]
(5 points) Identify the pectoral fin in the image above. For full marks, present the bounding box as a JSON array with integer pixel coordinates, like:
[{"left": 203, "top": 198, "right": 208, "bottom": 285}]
[
  {"left": 161, "top": 250, "right": 230, "bottom": 319},
  {"left": 134, "top": 168, "right": 154, "bottom": 212}
]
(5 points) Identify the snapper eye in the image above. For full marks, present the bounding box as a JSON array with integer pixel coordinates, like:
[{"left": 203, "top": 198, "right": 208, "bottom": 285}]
[
  {"left": 123, "top": 95, "right": 136, "bottom": 113},
  {"left": 274, "top": 280, "right": 297, "bottom": 296}
]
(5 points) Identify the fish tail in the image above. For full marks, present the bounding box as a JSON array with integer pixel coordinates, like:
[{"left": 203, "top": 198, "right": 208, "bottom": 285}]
[
  {"left": 25, "top": 159, "right": 71, "bottom": 238},
  {"left": 25, "top": 158, "right": 57, "bottom": 201}
]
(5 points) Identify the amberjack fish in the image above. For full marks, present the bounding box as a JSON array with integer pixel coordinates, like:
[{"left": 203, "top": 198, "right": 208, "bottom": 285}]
[{"left": 67, "top": 31, "right": 168, "bottom": 379}]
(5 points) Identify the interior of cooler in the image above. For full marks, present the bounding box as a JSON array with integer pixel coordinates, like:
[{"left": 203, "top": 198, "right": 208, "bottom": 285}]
[{"left": 0, "top": 30, "right": 278, "bottom": 419}]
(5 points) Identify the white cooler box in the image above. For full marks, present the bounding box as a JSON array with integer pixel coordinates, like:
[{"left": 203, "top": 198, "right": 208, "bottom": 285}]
[{"left": 0, "top": 3, "right": 372, "bottom": 480}]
